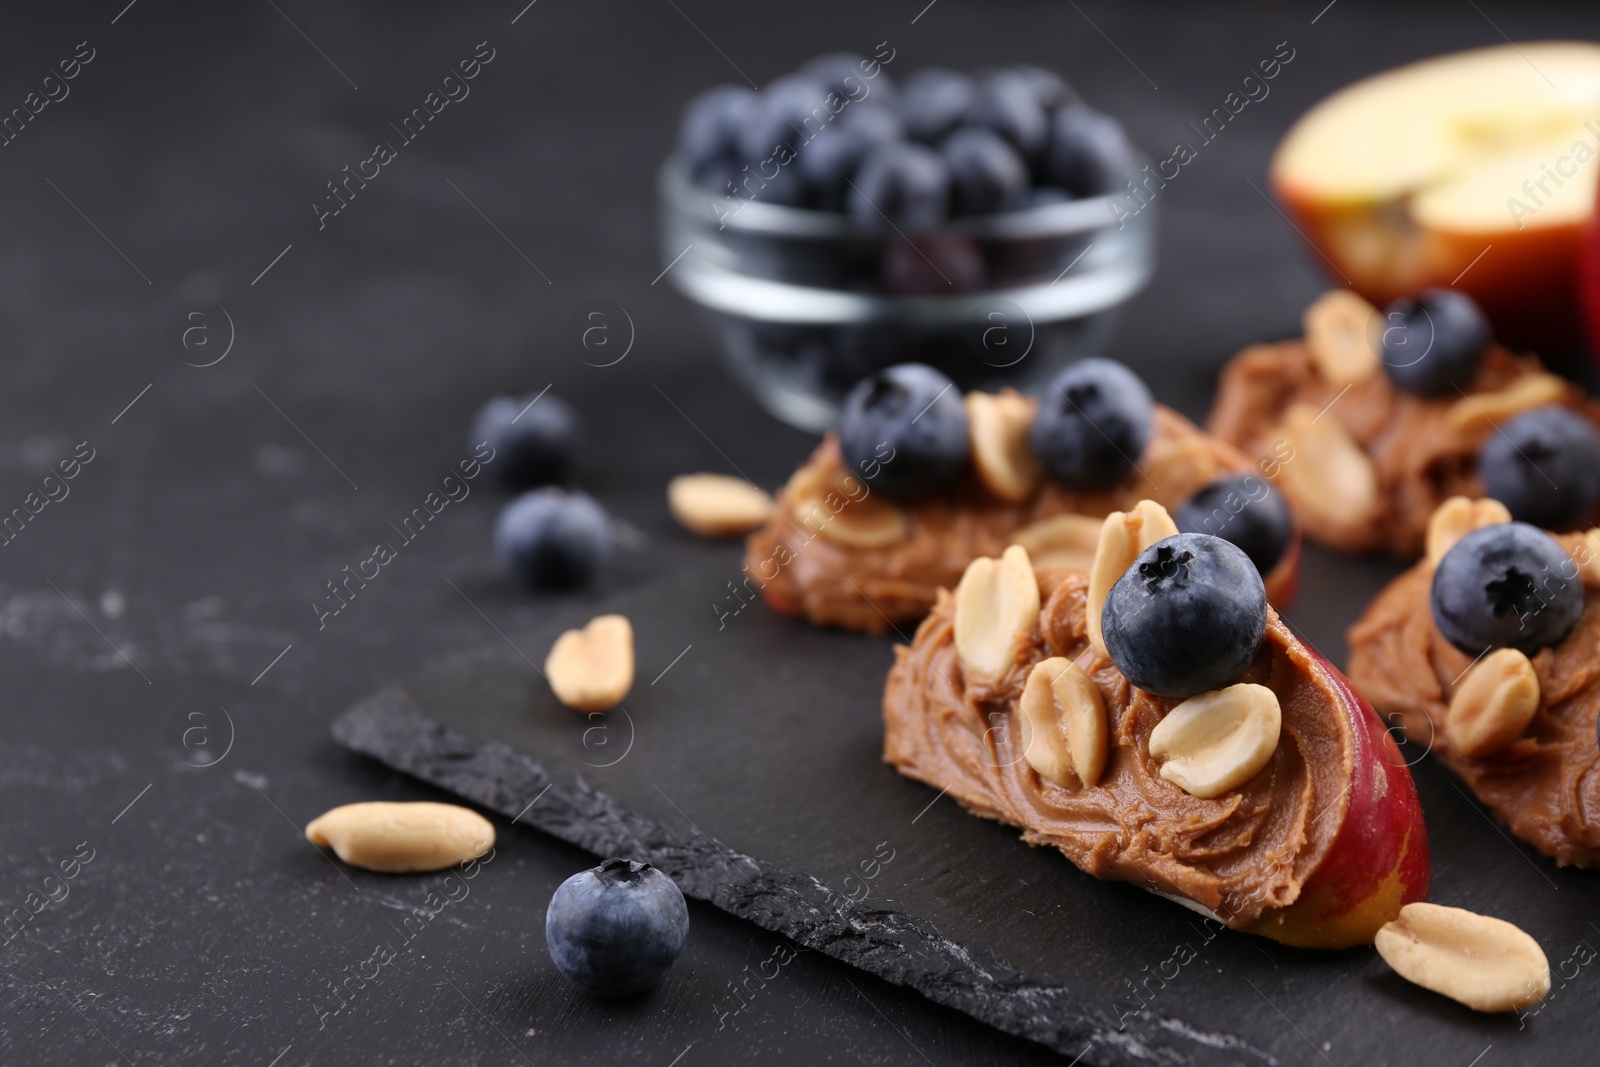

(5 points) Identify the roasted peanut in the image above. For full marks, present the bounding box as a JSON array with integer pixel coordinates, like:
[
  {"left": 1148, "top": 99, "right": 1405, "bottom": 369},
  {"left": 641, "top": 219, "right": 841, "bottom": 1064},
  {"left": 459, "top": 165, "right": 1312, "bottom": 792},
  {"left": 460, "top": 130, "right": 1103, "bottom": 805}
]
[
  {"left": 545, "top": 614, "right": 634, "bottom": 712},
  {"left": 1272, "top": 404, "right": 1380, "bottom": 530},
  {"left": 1010, "top": 513, "right": 1104, "bottom": 571},
  {"left": 1447, "top": 647, "right": 1539, "bottom": 758},
  {"left": 967, "top": 392, "right": 1042, "bottom": 503},
  {"left": 1447, "top": 374, "right": 1570, "bottom": 434},
  {"left": 668, "top": 473, "right": 773, "bottom": 537},
  {"left": 1375, "top": 903, "right": 1550, "bottom": 1013},
  {"left": 1425, "top": 496, "right": 1512, "bottom": 565},
  {"left": 1303, "top": 289, "right": 1381, "bottom": 386},
  {"left": 306, "top": 801, "right": 494, "bottom": 873},
  {"left": 1018, "top": 657, "right": 1108, "bottom": 788},
  {"left": 1087, "top": 500, "right": 1178, "bottom": 657},
  {"left": 953, "top": 545, "right": 1040, "bottom": 684},
  {"left": 1147, "top": 683, "right": 1281, "bottom": 799}
]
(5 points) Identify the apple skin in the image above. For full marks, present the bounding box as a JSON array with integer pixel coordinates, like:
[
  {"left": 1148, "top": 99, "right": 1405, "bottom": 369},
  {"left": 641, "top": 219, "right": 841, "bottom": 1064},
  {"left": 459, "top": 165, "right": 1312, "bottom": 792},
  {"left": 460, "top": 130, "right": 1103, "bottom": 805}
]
[
  {"left": 1261, "top": 525, "right": 1302, "bottom": 611},
  {"left": 1272, "top": 178, "right": 1588, "bottom": 355},
  {"left": 1248, "top": 647, "right": 1431, "bottom": 949}
]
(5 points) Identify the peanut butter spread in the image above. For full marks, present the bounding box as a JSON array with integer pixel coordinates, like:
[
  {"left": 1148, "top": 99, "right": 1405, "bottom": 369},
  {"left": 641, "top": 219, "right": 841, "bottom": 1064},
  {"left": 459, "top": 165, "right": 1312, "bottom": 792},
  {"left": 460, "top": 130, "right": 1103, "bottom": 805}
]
[
  {"left": 1348, "top": 532, "right": 1600, "bottom": 867},
  {"left": 883, "top": 568, "right": 1361, "bottom": 931},
  {"left": 1208, "top": 341, "right": 1600, "bottom": 557},
  {"left": 747, "top": 405, "right": 1280, "bottom": 634}
]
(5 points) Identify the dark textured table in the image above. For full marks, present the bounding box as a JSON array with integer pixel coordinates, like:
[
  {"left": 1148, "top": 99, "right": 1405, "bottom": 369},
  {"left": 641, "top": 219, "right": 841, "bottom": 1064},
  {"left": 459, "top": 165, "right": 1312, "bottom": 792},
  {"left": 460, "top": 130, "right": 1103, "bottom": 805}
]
[{"left": 2, "top": 2, "right": 1597, "bottom": 1065}]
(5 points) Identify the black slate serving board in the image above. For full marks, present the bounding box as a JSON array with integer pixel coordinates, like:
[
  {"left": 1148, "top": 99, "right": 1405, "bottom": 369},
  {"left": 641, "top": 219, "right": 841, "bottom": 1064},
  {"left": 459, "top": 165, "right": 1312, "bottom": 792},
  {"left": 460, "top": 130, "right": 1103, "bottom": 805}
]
[{"left": 334, "top": 554, "right": 1600, "bottom": 1066}]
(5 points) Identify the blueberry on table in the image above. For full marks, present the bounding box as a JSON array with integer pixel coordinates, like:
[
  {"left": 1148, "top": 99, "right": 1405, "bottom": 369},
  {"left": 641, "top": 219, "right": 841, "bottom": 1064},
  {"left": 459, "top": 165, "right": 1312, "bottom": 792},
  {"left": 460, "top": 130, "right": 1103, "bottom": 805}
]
[
  {"left": 546, "top": 859, "right": 689, "bottom": 998},
  {"left": 847, "top": 141, "right": 952, "bottom": 229},
  {"left": 677, "top": 84, "right": 757, "bottom": 175},
  {"left": 1045, "top": 106, "right": 1135, "bottom": 197},
  {"left": 1176, "top": 473, "right": 1293, "bottom": 575},
  {"left": 799, "top": 103, "right": 903, "bottom": 212},
  {"left": 966, "top": 70, "right": 1051, "bottom": 163},
  {"left": 471, "top": 393, "right": 582, "bottom": 489},
  {"left": 899, "top": 68, "right": 976, "bottom": 143},
  {"left": 1480, "top": 405, "right": 1600, "bottom": 529},
  {"left": 838, "top": 363, "right": 969, "bottom": 500},
  {"left": 1378, "top": 288, "right": 1492, "bottom": 395},
  {"left": 737, "top": 74, "right": 830, "bottom": 164},
  {"left": 494, "top": 488, "right": 610, "bottom": 590},
  {"left": 1102, "top": 533, "right": 1269, "bottom": 700},
  {"left": 941, "top": 125, "right": 1030, "bottom": 215},
  {"left": 1029, "top": 358, "right": 1153, "bottom": 489},
  {"left": 1432, "top": 522, "right": 1583, "bottom": 655}
]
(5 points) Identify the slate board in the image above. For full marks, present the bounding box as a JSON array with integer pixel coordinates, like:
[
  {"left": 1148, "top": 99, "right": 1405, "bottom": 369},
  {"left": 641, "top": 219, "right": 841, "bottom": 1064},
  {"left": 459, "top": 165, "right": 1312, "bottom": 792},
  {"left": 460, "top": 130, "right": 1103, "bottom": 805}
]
[{"left": 333, "top": 553, "right": 1600, "bottom": 1066}]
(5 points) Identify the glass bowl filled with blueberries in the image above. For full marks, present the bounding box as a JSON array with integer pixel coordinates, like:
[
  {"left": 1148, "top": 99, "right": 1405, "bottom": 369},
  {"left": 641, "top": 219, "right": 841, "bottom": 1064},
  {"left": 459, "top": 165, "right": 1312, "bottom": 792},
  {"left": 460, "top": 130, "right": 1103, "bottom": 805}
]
[{"left": 660, "top": 52, "right": 1156, "bottom": 431}]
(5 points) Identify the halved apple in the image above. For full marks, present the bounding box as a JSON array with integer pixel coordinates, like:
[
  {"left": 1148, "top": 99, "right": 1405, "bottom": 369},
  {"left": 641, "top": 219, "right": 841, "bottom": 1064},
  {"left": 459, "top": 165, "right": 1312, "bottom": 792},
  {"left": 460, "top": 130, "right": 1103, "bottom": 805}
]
[{"left": 1271, "top": 42, "right": 1600, "bottom": 352}]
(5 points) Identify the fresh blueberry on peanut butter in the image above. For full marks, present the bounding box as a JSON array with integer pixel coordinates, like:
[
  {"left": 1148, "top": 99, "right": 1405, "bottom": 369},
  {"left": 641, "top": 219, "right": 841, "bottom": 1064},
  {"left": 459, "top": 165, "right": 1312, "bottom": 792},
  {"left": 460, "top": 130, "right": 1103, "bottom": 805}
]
[
  {"left": 1101, "top": 532, "right": 1268, "bottom": 699},
  {"left": 1480, "top": 405, "right": 1600, "bottom": 528},
  {"left": 1378, "top": 287, "right": 1491, "bottom": 396},
  {"left": 1029, "top": 358, "right": 1153, "bottom": 489},
  {"left": 1175, "top": 473, "right": 1292, "bottom": 576},
  {"left": 1430, "top": 522, "right": 1583, "bottom": 656},
  {"left": 837, "top": 363, "right": 969, "bottom": 500}
]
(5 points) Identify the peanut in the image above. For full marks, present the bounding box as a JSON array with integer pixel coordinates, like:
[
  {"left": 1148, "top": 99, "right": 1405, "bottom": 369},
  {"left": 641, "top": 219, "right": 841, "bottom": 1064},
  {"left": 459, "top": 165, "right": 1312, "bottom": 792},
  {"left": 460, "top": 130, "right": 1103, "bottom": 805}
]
[
  {"left": 1447, "top": 374, "right": 1570, "bottom": 434},
  {"left": 953, "top": 545, "right": 1040, "bottom": 685},
  {"left": 789, "top": 467, "right": 910, "bottom": 549},
  {"left": 1273, "top": 404, "right": 1380, "bottom": 530},
  {"left": 1147, "top": 683, "right": 1281, "bottom": 799},
  {"left": 1425, "top": 496, "right": 1512, "bottom": 566},
  {"left": 967, "top": 392, "right": 1042, "bottom": 503},
  {"left": 1087, "top": 500, "right": 1178, "bottom": 658},
  {"left": 668, "top": 473, "right": 773, "bottom": 537},
  {"left": 1018, "top": 657, "right": 1108, "bottom": 788},
  {"left": 1010, "top": 513, "right": 1104, "bottom": 571},
  {"left": 1375, "top": 903, "right": 1550, "bottom": 1013},
  {"left": 1303, "top": 289, "right": 1381, "bottom": 386},
  {"left": 306, "top": 802, "right": 494, "bottom": 873},
  {"left": 1447, "top": 647, "right": 1540, "bottom": 758},
  {"left": 545, "top": 614, "right": 634, "bottom": 712}
]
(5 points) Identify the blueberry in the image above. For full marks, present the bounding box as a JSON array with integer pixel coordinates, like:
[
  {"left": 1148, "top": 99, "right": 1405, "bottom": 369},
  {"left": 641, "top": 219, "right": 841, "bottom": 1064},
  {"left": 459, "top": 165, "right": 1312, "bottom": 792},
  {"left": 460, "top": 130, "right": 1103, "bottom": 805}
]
[
  {"left": 746, "top": 159, "right": 809, "bottom": 207},
  {"left": 847, "top": 142, "right": 951, "bottom": 229},
  {"left": 738, "top": 75, "right": 831, "bottom": 165},
  {"left": 838, "top": 363, "right": 968, "bottom": 500},
  {"left": 1378, "top": 288, "right": 1492, "bottom": 395},
  {"left": 1045, "top": 107, "right": 1136, "bottom": 197},
  {"left": 1029, "top": 359, "right": 1154, "bottom": 489},
  {"left": 494, "top": 488, "right": 610, "bottom": 589},
  {"left": 1481, "top": 405, "right": 1600, "bottom": 529},
  {"left": 800, "top": 52, "right": 891, "bottom": 106},
  {"left": 899, "top": 68, "right": 975, "bottom": 143},
  {"left": 1430, "top": 522, "right": 1583, "bottom": 655},
  {"left": 545, "top": 858, "right": 689, "bottom": 998},
  {"left": 941, "top": 126, "right": 1030, "bottom": 215},
  {"left": 471, "top": 393, "right": 582, "bottom": 489},
  {"left": 1030, "top": 186, "right": 1072, "bottom": 207},
  {"left": 677, "top": 84, "right": 757, "bottom": 175},
  {"left": 799, "top": 103, "right": 903, "bottom": 211},
  {"left": 1101, "top": 533, "right": 1268, "bottom": 700},
  {"left": 1010, "top": 65, "right": 1078, "bottom": 112},
  {"left": 966, "top": 71, "right": 1051, "bottom": 163},
  {"left": 1175, "top": 474, "right": 1293, "bottom": 576}
]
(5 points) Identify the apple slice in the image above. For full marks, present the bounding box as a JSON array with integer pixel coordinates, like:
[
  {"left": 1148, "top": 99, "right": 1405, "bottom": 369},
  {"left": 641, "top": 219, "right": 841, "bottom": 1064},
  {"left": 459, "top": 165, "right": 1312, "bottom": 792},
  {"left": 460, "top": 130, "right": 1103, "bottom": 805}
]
[
  {"left": 882, "top": 567, "right": 1429, "bottom": 948},
  {"left": 1271, "top": 42, "right": 1600, "bottom": 351}
]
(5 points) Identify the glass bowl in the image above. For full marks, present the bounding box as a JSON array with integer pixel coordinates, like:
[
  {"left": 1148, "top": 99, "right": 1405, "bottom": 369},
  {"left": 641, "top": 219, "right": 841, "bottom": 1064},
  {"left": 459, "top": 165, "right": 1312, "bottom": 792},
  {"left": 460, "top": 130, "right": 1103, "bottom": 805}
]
[{"left": 658, "top": 158, "right": 1156, "bottom": 431}]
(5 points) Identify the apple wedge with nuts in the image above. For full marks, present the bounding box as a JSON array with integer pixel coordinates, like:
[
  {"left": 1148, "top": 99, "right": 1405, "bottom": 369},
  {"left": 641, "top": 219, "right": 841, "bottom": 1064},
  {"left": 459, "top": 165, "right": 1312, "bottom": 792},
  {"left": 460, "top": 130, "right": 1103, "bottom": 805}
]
[{"left": 882, "top": 546, "right": 1430, "bottom": 948}]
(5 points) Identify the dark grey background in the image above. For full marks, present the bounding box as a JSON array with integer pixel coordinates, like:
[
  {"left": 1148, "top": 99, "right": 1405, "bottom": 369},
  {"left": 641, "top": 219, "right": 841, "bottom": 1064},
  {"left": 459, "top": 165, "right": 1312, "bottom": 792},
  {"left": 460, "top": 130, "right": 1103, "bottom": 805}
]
[{"left": 0, "top": 2, "right": 1595, "bottom": 1065}]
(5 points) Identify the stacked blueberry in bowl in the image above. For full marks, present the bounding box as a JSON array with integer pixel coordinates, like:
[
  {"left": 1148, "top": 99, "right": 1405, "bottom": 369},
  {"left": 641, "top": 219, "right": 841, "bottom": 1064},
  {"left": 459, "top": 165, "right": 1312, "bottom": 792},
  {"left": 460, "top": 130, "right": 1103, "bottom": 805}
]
[
  {"left": 679, "top": 57, "right": 1134, "bottom": 225},
  {"left": 659, "top": 53, "right": 1156, "bottom": 431}
]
